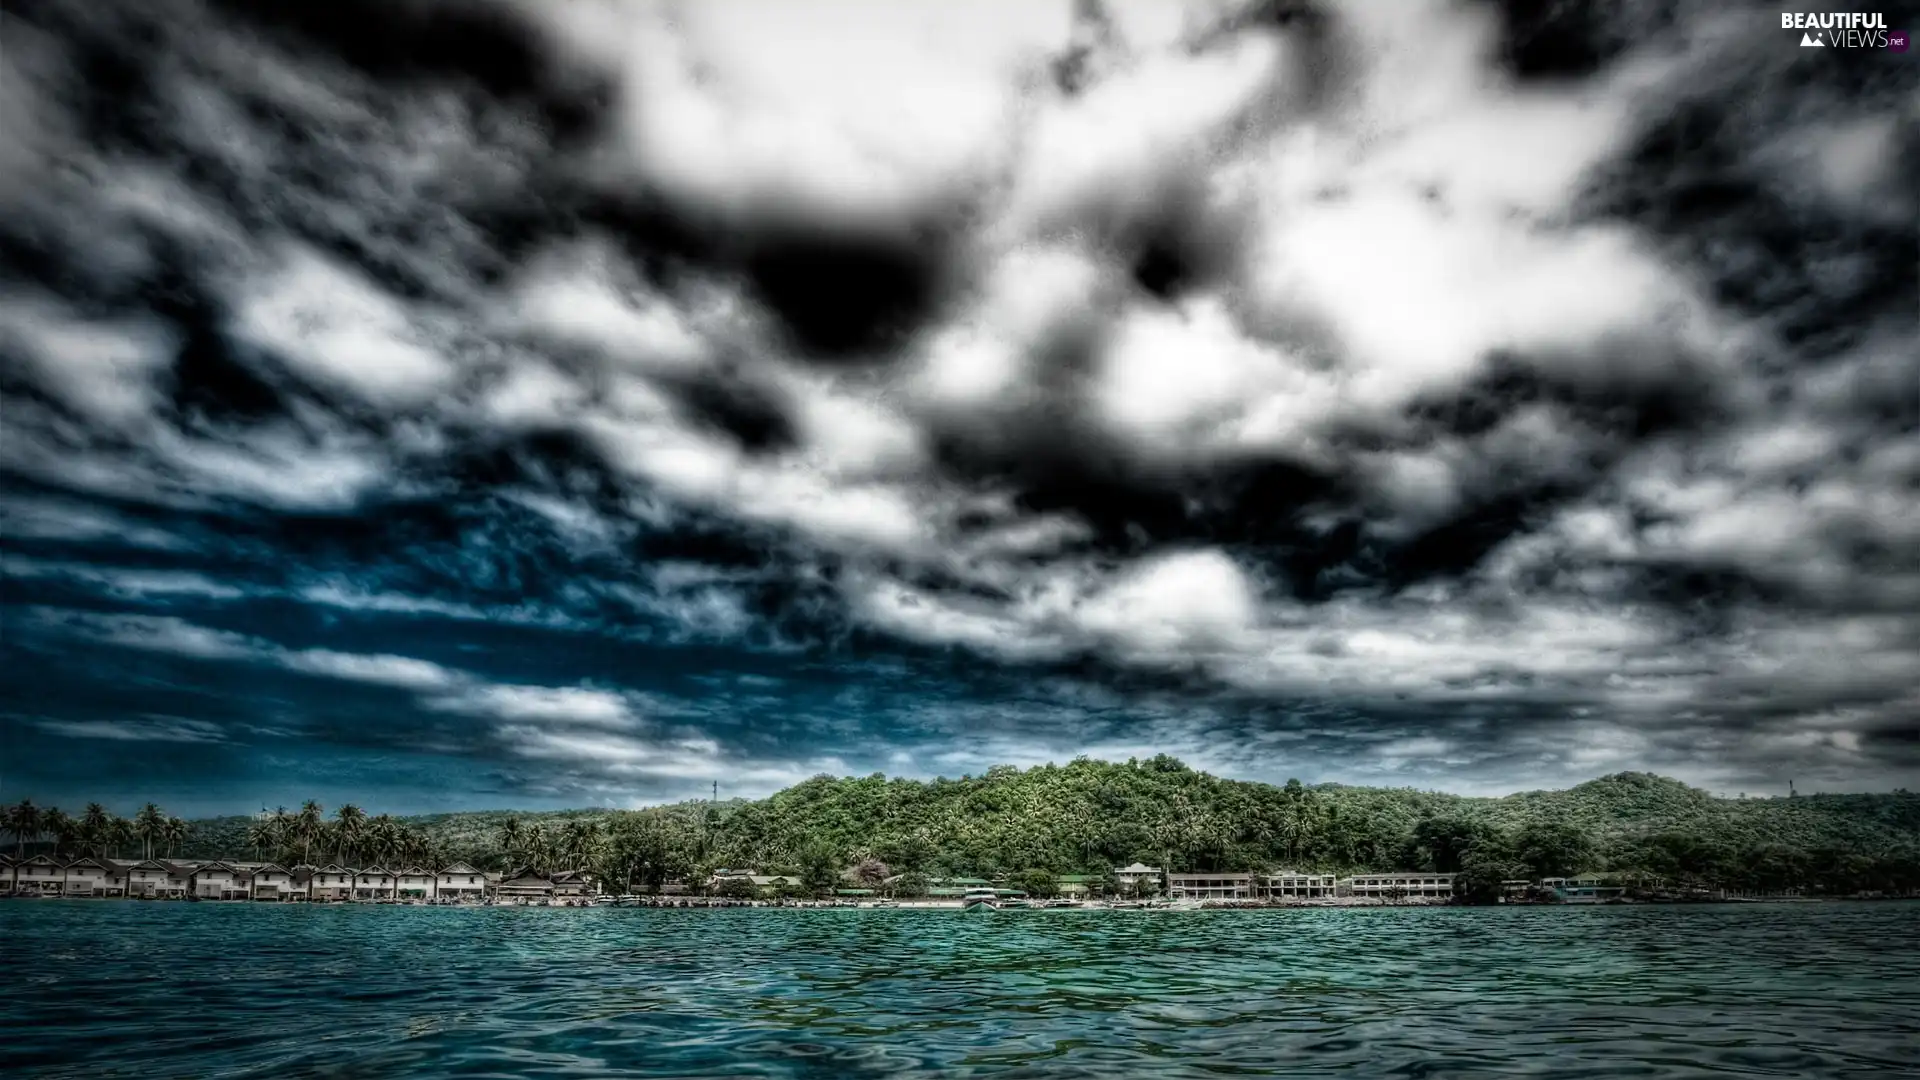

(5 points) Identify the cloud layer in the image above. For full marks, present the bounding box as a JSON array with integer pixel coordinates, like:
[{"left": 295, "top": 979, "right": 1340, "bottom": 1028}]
[{"left": 2, "top": 0, "right": 1916, "bottom": 813}]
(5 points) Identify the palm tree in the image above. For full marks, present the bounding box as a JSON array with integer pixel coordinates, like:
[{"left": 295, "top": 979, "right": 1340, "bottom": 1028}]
[
  {"left": 334, "top": 804, "right": 366, "bottom": 863},
  {"left": 496, "top": 818, "right": 524, "bottom": 870},
  {"left": 81, "top": 803, "right": 111, "bottom": 858},
  {"left": 161, "top": 817, "right": 189, "bottom": 859},
  {"left": 43, "top": 808, "right": 75, "bottom": 859},
  {"left": 134, "top": 803, "right": 166, "bottom": 861},
  {"left": 109, "top": 816, "right": 136, "bottom": 859},
  {"left": 295, "top": 800, "right": 324, "bottom": 866},
  {"left": 4, "top": 799, "right": 40, "bottom": 861},
  {"left": 246, "top": 818, "right": 278, "bottom": 861}
]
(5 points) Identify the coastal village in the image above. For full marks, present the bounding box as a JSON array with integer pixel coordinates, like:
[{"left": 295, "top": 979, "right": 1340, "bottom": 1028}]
[{"left": 0, "top": 852, "right": 1644, "bottom": 906}]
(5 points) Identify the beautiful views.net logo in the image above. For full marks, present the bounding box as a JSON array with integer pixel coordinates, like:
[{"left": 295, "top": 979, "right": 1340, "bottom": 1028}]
[{"left": 1781, "top": 12, "right": 1904, "bottom": 48}]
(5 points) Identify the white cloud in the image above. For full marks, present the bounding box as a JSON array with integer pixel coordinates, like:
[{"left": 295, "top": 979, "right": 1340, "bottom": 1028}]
[{"left": 231, "top": 245, "right": 455, "bottom": 405}]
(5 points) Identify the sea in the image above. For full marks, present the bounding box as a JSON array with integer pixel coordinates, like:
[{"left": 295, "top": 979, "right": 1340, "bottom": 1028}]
[{"left": 2, "top": 901, "right": 1916, "bottom": 1078}]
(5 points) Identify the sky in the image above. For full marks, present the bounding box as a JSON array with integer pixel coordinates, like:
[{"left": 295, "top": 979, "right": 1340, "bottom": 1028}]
[{"left": 1, "top": 0, "right": 1916, "bottom": 817}]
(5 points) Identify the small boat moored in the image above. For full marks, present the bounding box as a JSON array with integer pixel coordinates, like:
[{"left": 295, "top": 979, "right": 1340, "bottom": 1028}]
[{"left": 962, "top": 887, "right": 1000, "bottom": 911}]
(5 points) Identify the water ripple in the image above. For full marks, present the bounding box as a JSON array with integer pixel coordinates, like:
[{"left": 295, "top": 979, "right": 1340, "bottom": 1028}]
[{"left": 2, "top": 903, "right": 1917, "bottom": 1078}]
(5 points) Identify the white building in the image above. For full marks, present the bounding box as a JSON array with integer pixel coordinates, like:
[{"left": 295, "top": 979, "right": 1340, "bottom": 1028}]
[
  {"left": 13, "top": 855, "right": 64, "bottom": 895},
  {"left": 190, "top": 861, "right": 251, "bottom": 900},
  {"left": 435, "top": 862, "right": 487, "bottom": 901},
  {"left": 1344, "top": 873, "right": 1455, "bottom": 899},
  {"left": 353, "top": 866, "right": 396, "bottom": 900},
  {"left": 249, "top": 863, "right": 304, "bottom": 901},
  {"left": 1113, "top": 863, "right": 1163, "bottom": 894},
  {"left": 1261, "top": 871, "right": 1337, "bottom": 899},
  {"left": 308, "top": 864, "right": 355, "bottom": 902},
  {"left": 122, "top": 859, "right": 189, "bottom": 898},
  {"left": 63, "top": 857, "right": 119, "bottom": 897},
  {"left": 394, "top": 866, "right": 436, "bottom": 900},
  {"left": 1168, "top": 872, "right": 1254, "bottom": 900}
]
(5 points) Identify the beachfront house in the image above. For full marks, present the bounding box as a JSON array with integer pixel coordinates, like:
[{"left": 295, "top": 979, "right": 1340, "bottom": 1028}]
[
  {"left": 190, "top": 861, "right": 251, "bottom": 900},
  {"left": 435, "top": 862, "right": 487, "bottom": 901},
  {"left": 495, "top": 870, "right": 555, "bottom": 901},
  {"left": 14, "top": 855, "right": 64, "bottom": 895},
  {"left": 395, "top": 866, "right": 436, "bottom": 900},
  {"left": 353, "top": 866, "right": 396, "bottom": 900},
  {"left": 1113, "top": 863, "right": 1163, "bottom": 895},
  {"left": 309, "top": 864, "right": 355, "bottom": 902},
  {"left": 1056, "top": 875, "right": 1101, "bottom": 898},
  {"left": 1260, "top": 871, "right": 1337, "bottom": 899},
  {"left": 1168, "top": 872, "right": 1255, "bottom": 900},
  {"left": 1544, "top": 874, "right": 1629, "bottom": 903},
  {"left": 63, "top": 857, "right": 119, "bottom": 897},
  {"left": 248, "top": 863, "right": 303, "bottom": 901},
  {"left": 550, "top": 870, "right": 595, "bottom": 898},
  {"left": 0, "top": 854, "right": 13, "bottom": 895},
  {"left": 123, "top": 859, "right": 188, "bottom": 899},
  {"left": 1343, "top": 873, "right": 1455, "bottom": 899}
]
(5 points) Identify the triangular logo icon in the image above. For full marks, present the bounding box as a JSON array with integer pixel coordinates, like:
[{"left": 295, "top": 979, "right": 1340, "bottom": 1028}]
[{"left": 1800, "top": 31, "right": 1824, "bottom": 46}]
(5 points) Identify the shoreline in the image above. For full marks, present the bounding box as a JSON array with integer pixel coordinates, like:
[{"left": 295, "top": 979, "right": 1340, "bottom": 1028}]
[{"left": 6, "top": 894, "right": 1909, "bottom": 910}]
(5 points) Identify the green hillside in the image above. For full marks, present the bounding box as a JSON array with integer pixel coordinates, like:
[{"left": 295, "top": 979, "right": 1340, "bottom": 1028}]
[{"left": 10, "top": 761, "right": 1917, "bottom": 898}]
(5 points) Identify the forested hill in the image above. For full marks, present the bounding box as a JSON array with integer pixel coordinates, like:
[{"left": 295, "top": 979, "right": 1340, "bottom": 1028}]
[{"left": 139, "top": 759, "right": 1920, "bottom": 894}]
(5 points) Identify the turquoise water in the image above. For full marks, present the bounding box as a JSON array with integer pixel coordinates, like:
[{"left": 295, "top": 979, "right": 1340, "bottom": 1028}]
[{"left": 3, "top": 902, "right": 1917, "bottom": 1078}]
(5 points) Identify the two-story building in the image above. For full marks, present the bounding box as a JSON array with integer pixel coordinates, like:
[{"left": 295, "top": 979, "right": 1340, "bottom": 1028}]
[
  {"left": 435, "top": 862, "right": 488, "bottom": 901},
  {"left": 1343, "top": 873, "right": 1455, "bottom": 900},
  {"left": 63, "top": 857, "right": 120, "bottom": 897},
  {"left": 308, "top": 864, "right": 356, "bottom": 902},
  {"left": 1261, "top": 871, "right": 1337, "bottom": 899},
  {"left": 1113, "top": 863, "right": 1163, "bottom": 895},
  {"left": 13, "top": 854, "right": 64, "bottom": 895},
  {"left": 249, "top": 863, "right": 305, "bottom": 901},
  {"left": 395, "top": 866, "right": 436, "bottom": 900},
  {"left": 123, "top": 859, "right": 190, "bottom": 898},
  {"left": 190, "top": 861, "right": 252, "bottom": 900},
  {"left": 1168, "top": 872, "right": 1255, "bottom": 900},
  {"left": 353, "top": 866, "right": 395, "bottom": 900}
]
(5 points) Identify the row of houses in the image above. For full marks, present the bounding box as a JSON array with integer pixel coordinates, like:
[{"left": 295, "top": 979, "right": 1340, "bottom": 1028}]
[
  {"left": 0, "top": 855, "right": 592, "bottom": 902},
  {"left": 1150, "top": 868, "right": 1452, "bottom": 901}
]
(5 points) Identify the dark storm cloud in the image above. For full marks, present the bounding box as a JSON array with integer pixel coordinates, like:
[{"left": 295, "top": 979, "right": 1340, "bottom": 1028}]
[{"left": 2, "top": 0, "right": 1916, "bottom": 811}]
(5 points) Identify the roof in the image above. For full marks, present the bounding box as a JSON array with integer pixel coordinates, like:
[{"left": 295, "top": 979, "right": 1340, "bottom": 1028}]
[
  {"left": 355, "top": 865, "right": 394, "bottom": 877},
  {"left": 1115, "top": 863, "right": 1161, "bottom": 874},
  {"left": 253, "top": 863, "right": 293, "bottom": 876},
  {"left": 64, "top": 857, "right": 111, "bottom": 871},
  {"left": 1056, "top": 875, "right": 1097, "bottom": 883},
  {"left": 438, "top": 862, "right": 480, "bottom": 875},
  {"left": 498, "top": 875, "right": 553, "bottom": 889},
  {"left": 835, "top": 888, "right": 876, "bottom": 896},
  {"left": 313, "top": 864, "right": 353, "bottom": 875},
  {"left": 124, "top": 859, "right": 173, "bottom": 872}
]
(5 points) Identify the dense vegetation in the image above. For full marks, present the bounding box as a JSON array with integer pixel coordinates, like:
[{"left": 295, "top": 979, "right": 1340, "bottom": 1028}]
[{"left": 9, "top": 760, "right": 1919, "bottom": 899}]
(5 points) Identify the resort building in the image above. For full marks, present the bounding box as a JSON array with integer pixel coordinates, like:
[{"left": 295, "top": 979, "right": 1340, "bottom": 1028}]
[
  {"left": 13, "top": 855, "right": 64, "bottom": 895},
  {"left": 353, "top": 866, "right": 396, "bottom": 900},
  {"left": 190, "top": 861, "right": 252, "bottom": 900},
  {"left": 394, "top": 866, "right": 436, "bottom": 900},
  {"left": 550, "top": 870, "right": 595, "bottom": 898},
  {"left": 64, "top": 857, "right": 120, "bottom": 897},
  {"left": 495, "top": 871, "right": 557, "bottom": 901},
  {"left": 1113, "top": 863, "right": 1163, "bottom": 894},
  {"left": 309, "top": 864, "right": 356, "bottom": 902},
  {"left": 1056, "top": 874, "right": 1100, "bottom": 897},
  {"left": 1260, "top": 872, "right": 1337, "bottom": 899},
  {"left": 436, "top": 862, "right": 488, "bottom": 901},
  {"left": 1343, "top": 873, "right": 1456, "bottom": 899},
  {"left": 1543, "top": 874, "right": 1630, "bottom": 902},
  {"left": 1168, "top": 872, "right": 1255, "bottom": 900},
  {"left": 124, "top": 859, "right": 189, "bottom": 899},
  {"left": 249, "top": 863, "right": 304, "bottom": 901}
]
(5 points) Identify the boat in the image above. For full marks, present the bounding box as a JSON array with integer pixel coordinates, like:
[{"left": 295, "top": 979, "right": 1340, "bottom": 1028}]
[{"left": 962, "top": 887, "right": 1000, "bottom": 911}]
